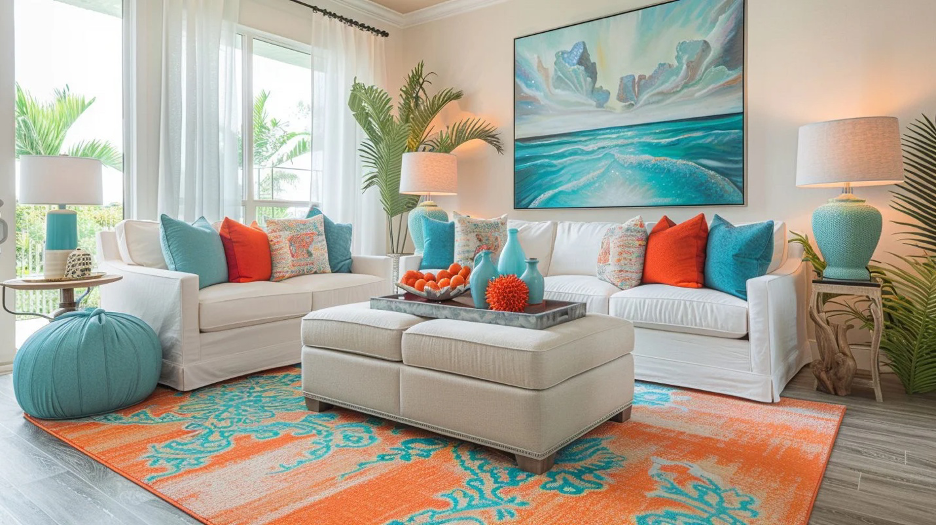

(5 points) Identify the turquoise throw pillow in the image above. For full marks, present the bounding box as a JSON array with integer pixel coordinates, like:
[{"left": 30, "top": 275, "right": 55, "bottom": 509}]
[
  {"left": 159, "top": 214, "right": 228, "bottom": 289},
  {"left": 704, "top": 216, "right": 774, "bottom": 300},
  {"left": 421, "top": 216, "right": 455, "bottom": 270},
  {"left": 306, "top": 207, "right": 352, "bottom": 273}
]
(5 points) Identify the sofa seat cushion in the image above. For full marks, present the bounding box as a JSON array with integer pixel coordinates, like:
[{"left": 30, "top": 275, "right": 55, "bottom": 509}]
[
  {"left": 302, "top": 303, "right": 425, "bottom": 361},
  {"left": 401, "top": 315, "right": 633, "bottom": 390},
  {"left": 609, "top": 284, "right": 748, "bottom": 338},
  {"left": 283, "top": 273, "right": 388, "bottom": 311},
  {"left": 198, "top": 282, "right": 311, "bottom": 332},
  {"left": 543, "top": 275, "right": 623, "bottom": 314}
]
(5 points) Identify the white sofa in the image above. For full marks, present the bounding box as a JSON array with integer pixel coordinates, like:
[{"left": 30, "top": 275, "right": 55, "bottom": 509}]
[
  {"left": 401, "top": 219, "right": 812, "bottom": 403},
  {"left": 96, "top": 220, "right": 393, "bottom": 391}
]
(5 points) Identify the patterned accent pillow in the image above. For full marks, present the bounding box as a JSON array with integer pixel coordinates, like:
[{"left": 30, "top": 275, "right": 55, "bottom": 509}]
[
  {"left": 452, "top": 212, "right": 508, "bottom": 268},
  {"left": 597, "top": 216, "right": 648, "bottom": 290},
  {"left": 266, "top": 216, "right": 331, "bottom": 282}
]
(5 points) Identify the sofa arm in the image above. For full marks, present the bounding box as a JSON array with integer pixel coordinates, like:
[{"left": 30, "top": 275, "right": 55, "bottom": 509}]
[
  {"left": 400, "top": 255, "right": 422, "bottom": 273},
  {"left": 351, "top": 255, "right": 393, "bottom": 282},
  {"left": 746, "top": 258, "right": 811, "bottom": 400},
  {"left": 97, "top": 234, "right": 201, "bottom": 369}
]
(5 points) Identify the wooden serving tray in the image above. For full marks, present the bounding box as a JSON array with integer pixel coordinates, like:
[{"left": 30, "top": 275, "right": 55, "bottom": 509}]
[{"left": 370, "top": 293, "right": 586, "bottom": 330}]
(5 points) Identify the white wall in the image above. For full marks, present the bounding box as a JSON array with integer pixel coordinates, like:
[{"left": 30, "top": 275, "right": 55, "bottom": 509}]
[
  {"left": 400, "top": 0, "right": 936, "bottom": 262},
  {"left": 0, "top": 1, "right": 14, "bottom": 371}
]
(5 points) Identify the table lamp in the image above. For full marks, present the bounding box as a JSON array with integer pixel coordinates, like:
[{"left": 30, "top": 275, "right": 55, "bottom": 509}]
[
  {"left": 19, "top": 155, "right": 103, "bottom": 279},
  {"left": 796, "top": 116, "right": 904, "bottom": 281},
  {"left": 400, "top": 152, "right": 457, "bottom": 255}
]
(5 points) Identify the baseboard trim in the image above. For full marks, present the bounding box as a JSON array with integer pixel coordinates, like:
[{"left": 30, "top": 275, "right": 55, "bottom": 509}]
[{"left": 0, "top": 363, "right": 11, "bottom": 375}]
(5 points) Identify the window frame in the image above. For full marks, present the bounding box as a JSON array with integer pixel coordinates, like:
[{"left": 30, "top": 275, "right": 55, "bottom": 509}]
[{"left": 237, "top": 26, "right": 318, "bottom": 225}]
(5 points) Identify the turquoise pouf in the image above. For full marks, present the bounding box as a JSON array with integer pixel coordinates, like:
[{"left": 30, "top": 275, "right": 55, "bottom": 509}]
[{"left": 13, "top": 309, "right": 162, "bottom": 420}]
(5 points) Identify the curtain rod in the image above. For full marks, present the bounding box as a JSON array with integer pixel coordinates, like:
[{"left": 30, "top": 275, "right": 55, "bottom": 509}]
[{"left": 284, "top": 0, "right": 390, "bottom": 38}]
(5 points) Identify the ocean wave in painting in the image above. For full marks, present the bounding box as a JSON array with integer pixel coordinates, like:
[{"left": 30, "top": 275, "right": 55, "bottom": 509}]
[{"left": 514, "top": 113, "right": 743, "bottom": 208}]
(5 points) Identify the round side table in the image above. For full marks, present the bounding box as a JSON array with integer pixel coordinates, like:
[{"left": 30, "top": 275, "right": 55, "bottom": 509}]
[{"left": 2, "top": 274, "right": 123, "bottom": 320}]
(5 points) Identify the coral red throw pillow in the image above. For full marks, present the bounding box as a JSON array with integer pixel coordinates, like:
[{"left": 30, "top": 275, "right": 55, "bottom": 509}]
[
  {"left": 219, "top": 218, "right": 272, "bottom": 283},
  {"left": 642, "top": 214, "right": 709, "bottom": 288}
]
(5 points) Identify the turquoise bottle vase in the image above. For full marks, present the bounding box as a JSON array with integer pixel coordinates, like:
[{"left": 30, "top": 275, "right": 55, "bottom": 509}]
[
  {"left": 812, "top": 194, "right": 882, "bottom": 281},
  {"left": 520, "top": 258, "right": 544, "bottom": 305},
  {"left": 471, "top": 250, "right": 499, "bottom": 309},
  {"left": 497, "top": 228, "right": 526, "bottom": 277}
]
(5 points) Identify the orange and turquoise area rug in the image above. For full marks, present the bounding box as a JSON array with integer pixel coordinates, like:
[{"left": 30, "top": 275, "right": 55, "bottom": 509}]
[{"left": 26, "top": 366, "right": 844, "bottom": 524}]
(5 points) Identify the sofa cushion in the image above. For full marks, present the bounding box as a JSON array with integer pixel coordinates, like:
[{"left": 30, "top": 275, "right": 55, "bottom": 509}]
[
  {"left": 420, "top": 217, "right": 455, "bottom": 270},
  {"left": 302, "top": 302, "right": 425, "bottom": 361},
  {"left": 198, "top": 281, "right": 311, "bottom": 332},
  {"left": 548, "top": 221, "right": 616, "bottom": 276},
  {"left": 219, "top": 218, "right": 272, "bottom": 283},
  {"left": 160, "top": 215, "right": 228, "bottom": 289},
  {"left": 704, "top": 216, "right": 774, "bottom": 300},
  {"left": 646, "top": 219, "right": 788, "bottom": 273},
  {"left": 597, "top": 216, "right": 647, "bottom": 290},
  {"left": 543, "top": 275, "right": 622, "bottom": 314},
  {"left": 283, "top": 273, "right": 388, "bottom": 311},
  {"left": 507, "top": 219, "right": 557, "bottom": 275},
  {"left": 642, "top": 214, "right": 708, "bottom": 288},
  {"left": 115, "top": 219, "right": 167, "bottom": 269},
  {"left": 453, "top": 212, "right": 508, "bottom": 268},
  {"left": 401, "top": 315, "right": 633, "bottom": 390},
  {"left": 609, "top": 284, "right": 748, "bottom": 338},
  {"left": 306, "top": 207, "right": 353, "bottom": 273}
]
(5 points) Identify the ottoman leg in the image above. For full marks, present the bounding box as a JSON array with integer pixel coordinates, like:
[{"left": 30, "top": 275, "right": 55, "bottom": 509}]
[
  {"left": 305, "top": 397, "right": 333, "bottom": 412},
  {"left": 609, "top": 406, "right": 632, "bottom": 423},
  {"left": 515, "top": 453, "right": 556, "bottom": 475}
]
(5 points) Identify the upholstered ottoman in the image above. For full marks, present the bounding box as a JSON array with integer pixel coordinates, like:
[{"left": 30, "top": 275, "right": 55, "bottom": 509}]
[{"left": 301, "top": 303, "right": 635, "bottom": 474}]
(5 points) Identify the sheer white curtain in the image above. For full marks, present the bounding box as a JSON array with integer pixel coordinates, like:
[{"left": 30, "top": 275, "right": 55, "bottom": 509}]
[
  {"left": 158, "top": 0, "right": 241, "bottom": 223},
  {"left": 311, "top": 15, "right": 387, "bottom": 256}
]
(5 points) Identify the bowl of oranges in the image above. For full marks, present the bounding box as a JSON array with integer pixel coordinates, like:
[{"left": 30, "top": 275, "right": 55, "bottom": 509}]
[{"left": 397, "top": 263, "right": 471, "bottom": 301}]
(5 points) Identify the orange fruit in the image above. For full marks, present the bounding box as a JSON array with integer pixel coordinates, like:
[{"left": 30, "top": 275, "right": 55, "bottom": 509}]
[
  {"left": 414, "top": 279, "right": 427, "bottom": 292},
  {"left": 437, "top": 270, "right": 452, "bottom": 280},
  {"left": 458, "top": 267, "right": 471, "bottom": 279},
  {"left": 405, "top": 277, "right": 417, "bottom": 287},
  {"left": 403, "top": 270, "right": 419, "bottom": 281},
  {"left": 448, "top": 263, "right": 462, "bottom": 275},
  {"left": 450, "top": 275, "right": 465, "bottom": 288},
  {"left": 423, "top": 272, "right": 436, "bottom": 283},
  {"left": 425, "top": 280, "right": 440, "bottom": 291},
  {"left": 414, "top": 271, "right": 425, "bottom": 280},
  {"left": 438, "top": 278, "right": 451, "bottom": 288}
]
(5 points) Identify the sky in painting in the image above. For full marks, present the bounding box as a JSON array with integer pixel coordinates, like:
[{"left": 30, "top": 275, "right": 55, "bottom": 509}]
[{"left": 515, "top": 0, "right": 743, "bottom": 138}]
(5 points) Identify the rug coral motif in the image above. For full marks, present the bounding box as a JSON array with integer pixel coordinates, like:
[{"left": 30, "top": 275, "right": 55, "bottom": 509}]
[{"left": 26, "top": 367, "right": 845, "bottom": 524}]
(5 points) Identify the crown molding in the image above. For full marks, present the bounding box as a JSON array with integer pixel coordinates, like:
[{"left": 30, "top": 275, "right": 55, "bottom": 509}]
[
  {"left": 401, "top": 0, "right": 507, "bottom": 28},
  {"left": 329, "top": 0, "right": 406, "bottom": 27},
  {"left": 329, "top": 0, "right": 506, "bottom": 29}
]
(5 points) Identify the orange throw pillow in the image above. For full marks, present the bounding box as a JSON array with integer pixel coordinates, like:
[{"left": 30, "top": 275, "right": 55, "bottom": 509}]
[
  {"left": 642, "top": 214, "right": 709, "bottom": 288},
  {"left": 219, "top": 218, "right": 272, "bottom": 283}
]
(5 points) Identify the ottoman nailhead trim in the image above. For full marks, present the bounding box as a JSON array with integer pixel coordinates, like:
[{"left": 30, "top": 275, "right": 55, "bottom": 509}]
[{"left": 302, "top": 390, "right": 629, "bottom": 460}]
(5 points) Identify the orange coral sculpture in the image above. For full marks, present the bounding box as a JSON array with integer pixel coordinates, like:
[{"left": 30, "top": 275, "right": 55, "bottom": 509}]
[{"left": 485, "top": 274, "right": 529, "bottom": 312}]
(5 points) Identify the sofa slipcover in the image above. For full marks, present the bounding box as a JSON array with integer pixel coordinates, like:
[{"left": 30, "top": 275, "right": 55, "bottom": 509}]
[
  {"left": 609, "top": 284, "right": 749, "bottom": 339},
  {"left": 285, "top": 273, "right": 388, "bottom": 311},
  {"left": 542, "top": 275, "right": 622, "bottom": 314},
  {"left": 198, "top": 281, "right": 311, "bottom": 332}
]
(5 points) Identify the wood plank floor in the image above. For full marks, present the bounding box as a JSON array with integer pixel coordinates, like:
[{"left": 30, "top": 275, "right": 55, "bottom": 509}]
[{"left": 1, "top": 369, "right": 935, "bottom": 524}]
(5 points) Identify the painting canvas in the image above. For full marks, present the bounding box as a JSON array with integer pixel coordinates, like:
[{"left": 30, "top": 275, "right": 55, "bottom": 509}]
[{"left": 514, "top": 0, "right": 745, "bottom": 209}]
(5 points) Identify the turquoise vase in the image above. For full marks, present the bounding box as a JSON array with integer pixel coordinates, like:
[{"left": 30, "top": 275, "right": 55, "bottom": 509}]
[
  {"left": 45, "top": 208, "right": 78, "bottom": 250},
  {"left": 520, "top": 258, "right": 544, "bottom": 305},
  {"left": 497, "top": 228, "right": 526, "bottom": 277},
  {"left": 408, "top": 201, "right": 449, "bottom": 255},
  {"left": 812, "top": 194, "right": 882, "bottom": 281},
  {"left": 471, "top": 250, "right": 499, "bottom": 309}
]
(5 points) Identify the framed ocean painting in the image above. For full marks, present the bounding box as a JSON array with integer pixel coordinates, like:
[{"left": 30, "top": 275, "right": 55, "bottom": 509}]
[{"left": 514, "top": 0, "right": 745, "bottom": 209}]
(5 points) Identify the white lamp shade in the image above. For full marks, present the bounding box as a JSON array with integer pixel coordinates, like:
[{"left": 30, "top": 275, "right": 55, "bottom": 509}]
[
  {"left": 19, "top": 155, "right": 104, "bottom": 205},
  {"left": 796, "top": 116, "right": 904, "bottom": 188},
  {"left": 399, "top": 152, "right": 457, "bottom": 195}
]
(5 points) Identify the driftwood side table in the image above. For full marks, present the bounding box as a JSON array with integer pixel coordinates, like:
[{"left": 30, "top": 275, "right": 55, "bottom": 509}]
[
  {"left": 1, "top": 274, "right": 122, "bottom": 320},
  {"left": 809, "top": 279, "right": 883, "bottom": 402}
]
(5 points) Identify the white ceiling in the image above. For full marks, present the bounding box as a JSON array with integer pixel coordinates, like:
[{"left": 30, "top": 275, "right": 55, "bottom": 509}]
[{"left": 366, "top": 0, "right": 450, "bottom": 14}]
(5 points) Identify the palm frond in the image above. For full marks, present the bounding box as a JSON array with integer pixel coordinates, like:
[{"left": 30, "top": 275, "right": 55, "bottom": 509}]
[
  {"left": 788, "top": 231, "right": 826, "bottom": 278},
  {"left": 15, "top": 83, "right": 98, "bottom": 158},
  {"left": 66, "top": 139, "right": 123, "bottom": 171},
  {"left": 407, "top": 87, "right": 463, "bottom": 151},
  {"left": 427, "top": 117, "right": 504, "bottom": 154},
  {"left": 893, "top": 114, "right": 936, "bottom": 252}
]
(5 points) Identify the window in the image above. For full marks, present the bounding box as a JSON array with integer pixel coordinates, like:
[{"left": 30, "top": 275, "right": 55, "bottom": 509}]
[
  {"left": 14, "top": 0, "right": 124, "bottom": 344},
  {"left": 237, "top": 30, "right": 318, "bottom": 226}
]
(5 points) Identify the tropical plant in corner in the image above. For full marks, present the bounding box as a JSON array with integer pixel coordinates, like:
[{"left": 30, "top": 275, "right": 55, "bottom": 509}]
[
  {"left": 349, "top": 62, "right": 504, "bottom": 254},
  {"left": 791, "top": 113, "right": 936, "bottom": 394}
]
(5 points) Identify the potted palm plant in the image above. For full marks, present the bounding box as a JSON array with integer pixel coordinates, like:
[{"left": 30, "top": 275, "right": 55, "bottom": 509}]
[{"left": 348, "top": 62, "right": 503, "bottom": 278}]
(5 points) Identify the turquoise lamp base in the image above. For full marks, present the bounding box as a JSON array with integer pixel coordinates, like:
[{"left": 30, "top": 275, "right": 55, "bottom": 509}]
[
  {"left": 812, "top": 194, "right": 882, "bottom": 281},
  {"left": 44, "top": 208, "right": 79, "bottom": 280},
  {"left": 409, "top": 201, "right": 449, "bottom": 255}
]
